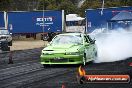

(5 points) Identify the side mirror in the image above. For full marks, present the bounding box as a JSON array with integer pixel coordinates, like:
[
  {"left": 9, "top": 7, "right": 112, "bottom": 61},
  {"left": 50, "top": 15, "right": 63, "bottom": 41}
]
[
  {"left": 84, "top": 43, "right": 89, "bottom": 46},
  {"left": 91, "top": 40, "right": 96, "bottom": 44}
]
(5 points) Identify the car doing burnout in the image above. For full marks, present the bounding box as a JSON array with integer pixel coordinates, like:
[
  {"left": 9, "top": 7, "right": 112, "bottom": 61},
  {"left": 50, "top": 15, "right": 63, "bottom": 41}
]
[{"left": 40, "top": 33, "right": 97, "bottom": 66}]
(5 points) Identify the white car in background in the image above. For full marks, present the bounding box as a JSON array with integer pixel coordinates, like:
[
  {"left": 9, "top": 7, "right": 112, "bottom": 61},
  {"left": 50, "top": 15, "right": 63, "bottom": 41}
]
[{"left": 0, "top": 29, "right": 12, "bottom": 46}]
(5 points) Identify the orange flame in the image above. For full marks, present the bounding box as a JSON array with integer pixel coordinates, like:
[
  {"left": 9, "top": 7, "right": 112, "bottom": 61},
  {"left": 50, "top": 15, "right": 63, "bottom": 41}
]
[{"left": 78, "top": 66, "right": 86, "bottom": 76}]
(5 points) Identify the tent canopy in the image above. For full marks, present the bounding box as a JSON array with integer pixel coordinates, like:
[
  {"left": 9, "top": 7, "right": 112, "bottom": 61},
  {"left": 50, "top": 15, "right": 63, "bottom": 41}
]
[
  {"left": 66, "top": 14, "right": 85, "bottom": 21},
  {"left": 109, "top": 11, "right": 132, "bottom": 22}
]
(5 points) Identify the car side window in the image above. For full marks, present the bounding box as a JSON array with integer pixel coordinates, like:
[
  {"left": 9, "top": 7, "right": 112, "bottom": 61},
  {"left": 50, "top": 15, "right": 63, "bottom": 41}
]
[
  {"left": 84, "top": 35, "right": 90, "bottom": 43},
  {"left": 86, "top": 35, "right": 95, "bottom": 44}
]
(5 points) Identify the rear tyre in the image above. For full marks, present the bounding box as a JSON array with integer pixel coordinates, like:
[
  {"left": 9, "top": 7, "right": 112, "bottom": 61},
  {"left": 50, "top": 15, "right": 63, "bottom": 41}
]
[
  {"left": 94, "top": 51, "right": 98, "bottom": 60},
  {"left": 43, "top": 64, "right": 48, "bottom": 68},
  {"left": 43, "top": 64, "right": 50, "bottom": 68},
  {"left": 92, "top": 51, "right": 98, "bottom": 63},
  {"left": 8, "top": 41, "right": 12, "bottom": 46},
  {"left": 1, "top": 41, "right": 10, "bottom": 51}
]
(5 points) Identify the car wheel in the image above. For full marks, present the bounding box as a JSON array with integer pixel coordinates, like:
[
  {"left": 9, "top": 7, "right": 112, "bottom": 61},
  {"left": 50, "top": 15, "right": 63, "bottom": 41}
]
[
  {"left": 8, "top": 41, "right": 12, "bottom": 46},
  {"left": 83, "top": 53, "right": 86, "bottom": 65},
  {"left": 91, "top": 51, "right": 97, "bottom": 63},
  {"left": 94, "top": 51, "right": 98, "bottom": 60},
  {"left": 43, "top": 64, "right": 49, "bottom": 68}
]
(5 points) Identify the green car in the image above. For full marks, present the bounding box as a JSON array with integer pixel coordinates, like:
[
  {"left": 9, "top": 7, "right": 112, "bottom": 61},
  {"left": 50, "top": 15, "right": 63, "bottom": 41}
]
[{"left": 40, "top": 33, "right": 97, "bottom": 66}]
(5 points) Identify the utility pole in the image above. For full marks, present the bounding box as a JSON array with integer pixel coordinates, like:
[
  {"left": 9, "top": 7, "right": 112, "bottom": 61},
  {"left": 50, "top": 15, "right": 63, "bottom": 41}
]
[{"left": 42, "top": 0, "right": 45, "bottom": 34}]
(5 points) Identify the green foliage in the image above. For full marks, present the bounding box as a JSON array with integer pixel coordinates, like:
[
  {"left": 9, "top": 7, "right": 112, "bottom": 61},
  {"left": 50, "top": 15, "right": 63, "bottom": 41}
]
[
  {"left": 38, "top": 0, "right": 78, "bottom": 15},
  {"left": 0, "top": 0, "right": 13, "bottom": 11},
  {"left": 58, "top": 0, "right": 78, "bottom": 15},
  {"left": 79, "top": 0, "right": 132, "bottom": 16},
  {"left": 0, "top": 0, "right": 131, "bottom": 16}
]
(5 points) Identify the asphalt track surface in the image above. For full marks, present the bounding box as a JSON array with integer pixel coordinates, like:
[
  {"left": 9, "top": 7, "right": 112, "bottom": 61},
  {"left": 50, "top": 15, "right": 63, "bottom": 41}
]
[{"left": 0, "top": 48, "right": 132, "bottom": 88}]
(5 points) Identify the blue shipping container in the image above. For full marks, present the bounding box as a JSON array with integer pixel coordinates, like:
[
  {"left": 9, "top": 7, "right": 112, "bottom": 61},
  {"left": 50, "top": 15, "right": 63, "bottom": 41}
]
[
  {"left": 0, "top": 12, "right": 5, "bottom": 28},
  {"left": 86, "top": 6, "right": 132, "bottom": 33},
  {"left": 7, "top": 10, "right": 64, "bottom": 33}
]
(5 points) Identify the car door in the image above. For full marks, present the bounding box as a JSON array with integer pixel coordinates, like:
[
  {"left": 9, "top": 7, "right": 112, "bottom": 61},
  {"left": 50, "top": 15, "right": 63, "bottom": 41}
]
[
  {"left": 83, "top": 35, "right": 93, "bottom": 61},
  {"left": 86, "top": 35, "right": 96, "bottom": 59}
]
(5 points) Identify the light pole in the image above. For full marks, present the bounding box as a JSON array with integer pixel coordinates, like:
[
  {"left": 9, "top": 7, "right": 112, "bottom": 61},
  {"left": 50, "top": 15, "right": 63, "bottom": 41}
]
[{"left": 42, "top": 0, "right": 45, "bottom": 34}]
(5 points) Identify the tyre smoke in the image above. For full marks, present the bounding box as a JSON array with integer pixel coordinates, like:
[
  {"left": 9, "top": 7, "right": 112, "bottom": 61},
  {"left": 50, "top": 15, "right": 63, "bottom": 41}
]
[{"left": 92, "top": 28, "right": 132, "bottom": 63}]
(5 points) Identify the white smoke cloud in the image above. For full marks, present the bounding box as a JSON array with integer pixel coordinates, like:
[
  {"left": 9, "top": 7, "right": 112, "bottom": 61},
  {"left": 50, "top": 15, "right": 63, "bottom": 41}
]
[{"left": 92, "top": 27, "right": 132, "bottom": 63}]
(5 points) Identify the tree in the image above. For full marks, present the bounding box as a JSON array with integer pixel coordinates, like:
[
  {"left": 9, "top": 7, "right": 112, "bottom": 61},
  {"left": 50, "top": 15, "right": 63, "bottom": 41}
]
[
  {"left": 0, "top": 0, "right": 131, "bottom": 12},
  {"left": 58, "top": 0, "right": 78, "bottom": 15},
  {"left": 79, "top": 0, "right": 132, "bottom": 16},
  {"left": 0, "top": 0, "right": 13, "bottom": 11},
  {"left": 46, "top": 4, "right": 58, "bottom": 10}
]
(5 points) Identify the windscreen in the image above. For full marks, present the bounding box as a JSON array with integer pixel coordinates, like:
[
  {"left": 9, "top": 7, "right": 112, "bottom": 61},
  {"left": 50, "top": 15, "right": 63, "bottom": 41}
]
[
  {"left": 0, "top": 30, "right": 9, "bottom": 35},
  {"left": 51, "top": 35, "right": 82, "bottom": 45}
]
